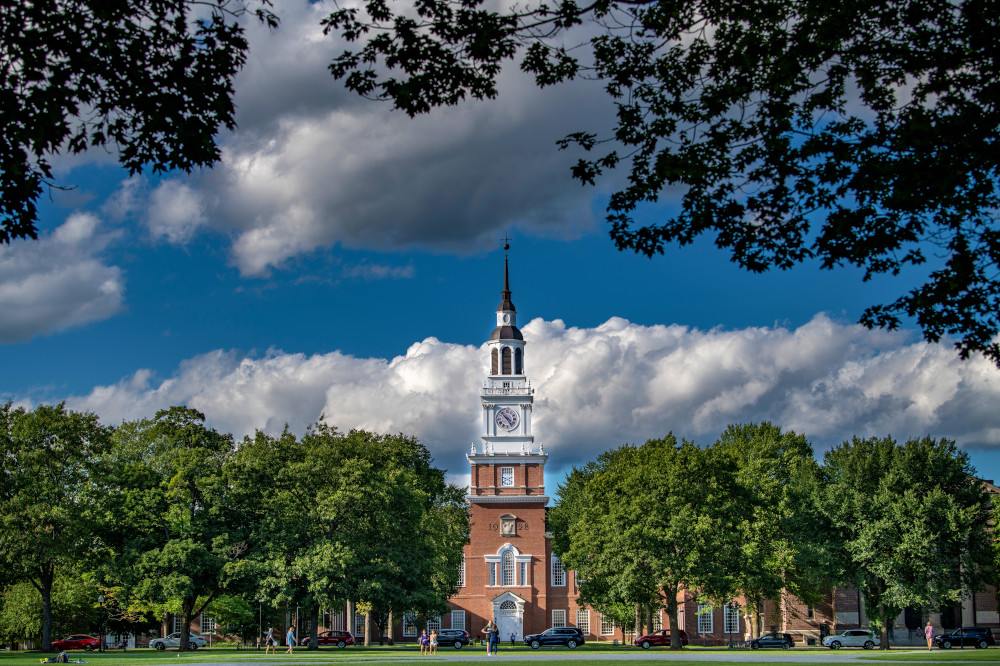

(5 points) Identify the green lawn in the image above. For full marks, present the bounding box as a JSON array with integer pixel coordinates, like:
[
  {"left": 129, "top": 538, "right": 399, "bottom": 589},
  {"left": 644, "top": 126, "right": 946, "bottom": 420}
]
[{"left": 0, "top": 645, "right": 994, "bottom": 666}]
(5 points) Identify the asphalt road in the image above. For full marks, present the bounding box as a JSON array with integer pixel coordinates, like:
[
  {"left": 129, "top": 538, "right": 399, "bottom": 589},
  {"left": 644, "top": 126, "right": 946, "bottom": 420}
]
[{"left": 164, "top": 648, "right": 989, "bottom": 666}]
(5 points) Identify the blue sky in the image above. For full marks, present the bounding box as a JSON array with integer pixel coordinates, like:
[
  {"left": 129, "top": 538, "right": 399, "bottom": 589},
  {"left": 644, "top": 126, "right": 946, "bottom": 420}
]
[{"left": 2, "top": 0, "right": 999, "bottom": 487}]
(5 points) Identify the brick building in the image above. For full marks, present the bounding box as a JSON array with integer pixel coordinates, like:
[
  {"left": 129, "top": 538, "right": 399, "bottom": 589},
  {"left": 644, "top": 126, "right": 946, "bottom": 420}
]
[{"left": 292, "top": 251, "right": 998, "bottom": 647}]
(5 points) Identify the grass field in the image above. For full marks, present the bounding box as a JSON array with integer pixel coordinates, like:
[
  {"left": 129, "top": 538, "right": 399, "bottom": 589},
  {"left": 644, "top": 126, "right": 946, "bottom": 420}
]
[{"left": 0, "top": 645, "right": 994, "bottom": 666}]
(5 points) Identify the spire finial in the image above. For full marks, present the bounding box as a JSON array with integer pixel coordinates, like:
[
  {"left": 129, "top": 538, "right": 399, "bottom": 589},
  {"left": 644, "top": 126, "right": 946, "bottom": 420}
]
[{"left": 497, "top": 233, "right": 515, "bottom": 313}]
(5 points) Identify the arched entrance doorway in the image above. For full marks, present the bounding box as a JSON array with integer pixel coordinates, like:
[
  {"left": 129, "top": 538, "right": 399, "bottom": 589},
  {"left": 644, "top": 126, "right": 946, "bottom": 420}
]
[{"left": 491, "top": 592, "right": 525, "bottom": 643}]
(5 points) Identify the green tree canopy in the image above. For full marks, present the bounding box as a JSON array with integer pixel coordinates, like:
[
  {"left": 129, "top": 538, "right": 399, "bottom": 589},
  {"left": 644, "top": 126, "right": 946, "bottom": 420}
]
[
  {"left": 817, "top": 435, "right": 991, "bottom": 649},
  {"left": 551, "top": 436, "right": 743, "bottom": 648},
  {"left": 228, "top": 423, "right": 468, "bottom": 650},
  {"left": 103, "top": 406, "right": 244, "bottom": 652},
  {"left": 325, "top": 0, "right": 1000, "bottom": 366},
  {"left": 1, "top": 0, "right": 278, "bottom": 243},
  {"left": 715, "top": 422, "right": 837, "bottom": 637},
  {"left": 0, "top": 402, "right": 112, "bottom": 650}
]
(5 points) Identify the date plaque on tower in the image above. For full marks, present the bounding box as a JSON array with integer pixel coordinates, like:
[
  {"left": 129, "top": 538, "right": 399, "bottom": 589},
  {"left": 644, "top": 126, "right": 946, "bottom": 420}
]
[{"left": 500, "top": 514, "right": 516, "bottom": 536}]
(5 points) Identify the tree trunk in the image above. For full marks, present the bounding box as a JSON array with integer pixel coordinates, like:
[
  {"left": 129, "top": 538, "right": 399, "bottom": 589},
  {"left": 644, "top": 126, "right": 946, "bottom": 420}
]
[
  {"left": 387, "top": 611, "right": 394, "bottom": 645},
  {"left": 364, "top": 608, "right": 371, "bottom": 646},
  {"left": 878, "top": 580, "right": 890, "bottom": 650},
  {"left": 179, "top": 597, "right": 196, "bottom": 652},
  {"left": 635, "top": 603, "right": 644, "bottom": 637},
  {"left": 38, "top": 566, "right": 54, "bottom": 651},
  {"left": 664, "top": 587, "right": 682, "bottom": 649},
  {"left": 308, "top": 604, "right": 320, "bottom": 650},
  {"left": 646, "top": 603, "right": 653, "bottom": 634}
]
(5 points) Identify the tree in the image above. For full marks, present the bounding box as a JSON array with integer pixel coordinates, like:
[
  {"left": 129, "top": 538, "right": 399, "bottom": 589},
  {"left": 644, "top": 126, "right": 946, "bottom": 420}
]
[
  {"left": 228, "top": 424, "right": 468, "bottom": 650},
  {"left": 0, "top": 402, "right": 112, "bottom": 651},
  {"left": 817, "top": 436, "right": 991, "bottom": 649},
  {"left": 105, "top": 407, "right": 245, "bottom": 652},
  {"left": 715, "top": 422, "right": 838, "bottom": 637},
  {"left": 1, "top": 0, "right": 278, "bottom": 244},
  {"left": 325, "top": 0, "right": 1000, "bottom": 366},
  {"left": 550, "top": 436, "right": 743, "bottom": 649}
]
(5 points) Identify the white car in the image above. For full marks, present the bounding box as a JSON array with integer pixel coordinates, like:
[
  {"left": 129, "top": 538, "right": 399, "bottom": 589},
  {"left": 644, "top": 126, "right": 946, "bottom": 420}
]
[
  {"left": 823, "top": 629, "right": 878, "bottom": 649},
  {"left": 149, "top": 632, "right": 207, "bottom": 650}
]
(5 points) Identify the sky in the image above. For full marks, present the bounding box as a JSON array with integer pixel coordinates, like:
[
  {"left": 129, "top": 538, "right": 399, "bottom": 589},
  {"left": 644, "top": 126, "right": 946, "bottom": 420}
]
[{"left": 2, "top": 0, "right": 999, "bottom": 489}]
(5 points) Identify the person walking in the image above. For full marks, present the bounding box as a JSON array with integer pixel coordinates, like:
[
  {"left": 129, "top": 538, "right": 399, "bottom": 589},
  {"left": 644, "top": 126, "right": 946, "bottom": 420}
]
[
  {"left": 430, "top": 630, "right": 438, "bottom": 655},
  {"left": 924, "top": 621, "right": 934, "bottom": 651},
  {"left": 265, "top": 627, "right": 276, "bottom": 655},
  {"left": 419, "top": 629, "right": 428, "bottom": 655},
  {"left": 489, "top": 620, "right": 500, "bottom": 655},
  {"left": 510, "top": 632, "right": 515, "bottom": 647},
  {"left": 482, "top": 622, "right": 493, "bottom": 656},
  {"left": 285, "top": 626, "right": 295, "bottom": 655}
]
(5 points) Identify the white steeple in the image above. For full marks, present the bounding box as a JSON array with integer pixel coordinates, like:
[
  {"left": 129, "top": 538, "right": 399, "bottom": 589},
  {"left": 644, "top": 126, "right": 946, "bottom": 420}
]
[{"left": 479, "top": 241, "right": 534, "bottom": 455}]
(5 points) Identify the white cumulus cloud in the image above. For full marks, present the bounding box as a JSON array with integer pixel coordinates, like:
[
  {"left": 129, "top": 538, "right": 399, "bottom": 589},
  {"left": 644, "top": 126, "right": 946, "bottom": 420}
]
[
  {"left": 0, "top": 213, "right": 124, "bottom": 342},
  {"left": 116, "top": 0, "right": 610, "bottom": 275},
  {"left": 65, "top": 314, "right": 1000, "bottom": 479}
]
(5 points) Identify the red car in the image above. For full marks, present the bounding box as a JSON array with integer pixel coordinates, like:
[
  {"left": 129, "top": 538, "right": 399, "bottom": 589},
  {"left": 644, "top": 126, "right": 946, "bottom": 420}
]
[
  {"left": 299, "top": 630, "right": 354, "bottom": 648},
  {"left": 634, "top": 629, "right": 689, "bottom": 648},
  {"left": 51, "top": 635, "right": 100, "bottom": 651}
]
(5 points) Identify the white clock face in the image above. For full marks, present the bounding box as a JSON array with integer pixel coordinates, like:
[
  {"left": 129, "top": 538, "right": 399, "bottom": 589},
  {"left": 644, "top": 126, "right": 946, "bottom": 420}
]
[{"left": 495, "top": 407, "right": 519, "bottom": 431}]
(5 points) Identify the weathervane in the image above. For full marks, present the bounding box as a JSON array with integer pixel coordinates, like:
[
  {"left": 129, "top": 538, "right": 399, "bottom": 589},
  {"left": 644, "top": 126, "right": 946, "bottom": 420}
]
[{"left": 500, "top": 232, "right": 511, "bottom": 251}]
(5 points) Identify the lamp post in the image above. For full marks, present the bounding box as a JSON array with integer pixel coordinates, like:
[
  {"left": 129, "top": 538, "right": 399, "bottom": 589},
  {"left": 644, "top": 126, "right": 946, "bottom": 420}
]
[
  {"left": 258, "top": 598, "right": 263, "bottom": 651},
  {"left": 96, "top": 596, "right": 105, "bottom": 653}
]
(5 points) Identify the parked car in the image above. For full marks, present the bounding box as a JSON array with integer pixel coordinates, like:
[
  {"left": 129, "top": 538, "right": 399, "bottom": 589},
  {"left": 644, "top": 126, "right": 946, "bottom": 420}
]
[
  {"left": 524, "top": 627, "right": 585, "bottom": 649},
  {"left": 823, "top": 629, "right": 879, "bottom": 650},
  {"left": 934, "top": 627, "right": 996, "bottom": 649},
  {"left": 634, "top": 629, "right": 689, "bottom": 648},
  {"left": 299, "top": 630, "right": 354, "bottom": 648},
  {"left": 149, "top": 632, "right": 207, "bottom": 650},
  {"left": 50, "top": 635, "right": 100, "bottom": 651},
  {"left": 746, "top": 632, "right": 794, "bottom": 649},
  {"left": 437, "top": 628, "right": 471, "bottom": 649}
]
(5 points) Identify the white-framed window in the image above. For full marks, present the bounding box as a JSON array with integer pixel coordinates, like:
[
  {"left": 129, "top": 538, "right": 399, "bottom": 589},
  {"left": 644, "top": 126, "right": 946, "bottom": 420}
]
[
  {"left": 652, "top": 612, "right": 663, "bottom": 632},
  {"left": 354, "top": 614, "right": 366, "bottom": 637},
  {"left": 576, "top": 610, "right": 590, "bottom": 635},
  {"left": 458, "top": 553, "right": 465, "bottom": 587},
  {"left": 427, "top": 613, "right": 441, "bottom": 633},
  {"left": 806, "top": 604, "right": 814, "bottom": 620},
  {"left": 451, "top": 610, "right": 466, "bottom": 631},
  {"left": 600, "top": 614, "right": 615, "bottom": 636},
  {"left": 500, "top": 466, "right": 514, "bottom": 487},
  {"left": 172, "top": 617, "right": 183, "bottom": 634},
  {"left": 403, "top": 612, "right": 417, "bottom": 637},
  {"left": 502, "top": 549, "right": 516, "bottom": 586},
  {"left": 519, "top": 561, "right": 527, "bottom": 586},
  {"left": 724, "top": 605, "right": 739, "bottom": 634},
  {"left": 552, "top": 610, "right": 567, "bottom": 628},
  {"left": 551, "top": 555, "right": 565, "bottom": 586},
  {"left": 697, "top": 605, "right": 713, "bottom": 634},
  {"left": 200, "top": 615, "right": 216, "bottom": 634}
]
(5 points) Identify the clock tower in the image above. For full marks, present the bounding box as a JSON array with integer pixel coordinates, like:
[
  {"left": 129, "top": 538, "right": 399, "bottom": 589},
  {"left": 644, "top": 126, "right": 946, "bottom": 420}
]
[{"left": 453, "top": 243, "right": 554, "bottom": 643}]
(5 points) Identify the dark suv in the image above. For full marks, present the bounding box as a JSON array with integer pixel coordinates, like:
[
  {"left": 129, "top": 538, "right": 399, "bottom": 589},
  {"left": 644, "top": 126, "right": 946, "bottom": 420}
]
[
  {"left": 934, "top": 627, "right": 995, "bottom": 649},
  {"left": 524, "top": 627, "right": 585, "bottom": 649},
  {"left": 746, "top": 632, "right": 795, "bottom": 650},
  {"left": 437, "top": 629, "right": 471, "bottom": 649}
]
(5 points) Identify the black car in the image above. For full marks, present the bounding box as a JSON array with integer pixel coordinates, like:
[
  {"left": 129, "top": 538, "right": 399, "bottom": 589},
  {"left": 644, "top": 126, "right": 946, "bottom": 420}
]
[
  {"left": 934, "top": 627, "right": 995, "bottom": 649},
  {"left": 746, "top": 632, "right": 794, "bottom": 650},
  {"left": 437, "top": 629, "right": 471, "bottom": 649},
  {"left": 524, "top": 627, "right": 585, "bottom": 649}
]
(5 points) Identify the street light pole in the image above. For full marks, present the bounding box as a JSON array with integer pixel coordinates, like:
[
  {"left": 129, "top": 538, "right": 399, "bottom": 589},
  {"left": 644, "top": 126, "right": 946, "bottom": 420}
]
[
  {"left": 97, "top": 596, "right": 105, "bottom": 653},
  {"left": 258, "top": 599, "right": 262, "bottom": 651}
]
